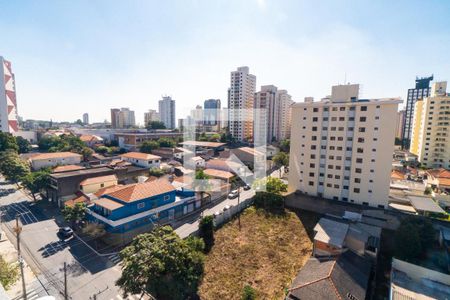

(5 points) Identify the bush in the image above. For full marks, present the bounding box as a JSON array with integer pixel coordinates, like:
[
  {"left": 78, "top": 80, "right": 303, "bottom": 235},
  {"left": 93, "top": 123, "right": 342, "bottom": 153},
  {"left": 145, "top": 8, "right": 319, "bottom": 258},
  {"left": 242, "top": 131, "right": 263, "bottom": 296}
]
[
  {"left": 242, "top": 285, "right": 256, "bottom": 300},
  {"left": 199, "top": 215, "right": 215, "bottom": 252},
  {"left": 394, "top": 217, "right": 435, "bottom": 262},
  {"left": 0, "top": 255, "right": 19, "bottom": 290}
]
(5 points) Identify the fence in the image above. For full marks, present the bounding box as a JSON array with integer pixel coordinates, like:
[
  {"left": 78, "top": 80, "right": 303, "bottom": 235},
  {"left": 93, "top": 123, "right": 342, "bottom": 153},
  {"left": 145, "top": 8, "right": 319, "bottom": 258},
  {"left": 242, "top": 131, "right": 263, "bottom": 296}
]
[{"left": 212, "top": 196, "right": 254, "bottom": 228}]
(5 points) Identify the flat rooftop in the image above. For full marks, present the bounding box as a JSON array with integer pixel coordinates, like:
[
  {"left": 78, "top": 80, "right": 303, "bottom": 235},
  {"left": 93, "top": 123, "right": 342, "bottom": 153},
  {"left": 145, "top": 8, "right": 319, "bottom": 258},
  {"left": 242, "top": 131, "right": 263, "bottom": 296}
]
[
  {"left": 180, "top": 141, "right": 226, "bottom": 148},
  {"left": 314, "top": 218, "right": 349, "bottom": 248},
  {"left": 408, "top": 196, "right": 446, "bottom": 214},
  {"left": 50, "top": 166, "right": 114, "bottom": 179}
]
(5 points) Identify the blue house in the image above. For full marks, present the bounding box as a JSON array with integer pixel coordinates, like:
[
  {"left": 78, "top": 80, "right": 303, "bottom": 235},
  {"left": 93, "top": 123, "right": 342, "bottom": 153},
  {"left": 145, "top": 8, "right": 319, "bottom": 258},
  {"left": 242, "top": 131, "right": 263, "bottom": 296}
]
[{"left": 86, "top": 179, "right": 199, "bottom": 243}]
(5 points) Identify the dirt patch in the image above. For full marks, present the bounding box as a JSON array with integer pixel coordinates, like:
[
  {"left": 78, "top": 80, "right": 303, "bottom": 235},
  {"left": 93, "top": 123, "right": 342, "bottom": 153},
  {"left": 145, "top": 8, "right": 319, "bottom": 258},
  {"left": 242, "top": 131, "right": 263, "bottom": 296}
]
[{"left": 198, "top": 207, "right": 319, "bottom": 299}]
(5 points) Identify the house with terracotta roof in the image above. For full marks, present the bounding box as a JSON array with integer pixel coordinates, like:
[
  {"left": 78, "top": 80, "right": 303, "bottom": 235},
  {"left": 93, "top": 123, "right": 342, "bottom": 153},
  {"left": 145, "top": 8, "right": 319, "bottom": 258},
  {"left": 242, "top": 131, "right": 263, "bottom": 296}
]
[
  {"left": 29, "top": 152, "right": 82, "bottom": 170},
  {"left": 287, "top": 250, "right": 372, "bottom": 300},
  {"left": 120, "top": 152, "right": 161, "bottom": 168},
  {"left": 52, "top": 165, "right": 86, "bottom": 173},
  {"left": 79, "top": 134, "right": 103, "bottom": 147},
  {"left": 426, "top": 168, "right": 450, "bottom": 192},
  {"left": 80, "top": 175, "right": 118, "bottom": 194},
  {"left": 203, "top": 168, "right": 235, "bottom": 183},
  {"left": 86, "top": 179, "right": 198, "bottom": 244}
]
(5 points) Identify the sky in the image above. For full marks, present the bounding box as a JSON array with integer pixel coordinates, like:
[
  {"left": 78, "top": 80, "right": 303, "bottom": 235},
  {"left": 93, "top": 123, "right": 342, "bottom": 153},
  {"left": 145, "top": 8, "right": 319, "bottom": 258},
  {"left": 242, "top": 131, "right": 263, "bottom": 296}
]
[{"left": 1, "top": 0, "right": 449, "bottom": 125}]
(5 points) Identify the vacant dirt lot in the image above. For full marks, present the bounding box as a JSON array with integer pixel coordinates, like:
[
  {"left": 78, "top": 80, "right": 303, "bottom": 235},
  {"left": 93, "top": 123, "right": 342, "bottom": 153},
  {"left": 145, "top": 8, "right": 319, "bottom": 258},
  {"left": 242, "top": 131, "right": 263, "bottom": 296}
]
[{"left": 198, "top": 207, "right": 319, "bottom": 300}]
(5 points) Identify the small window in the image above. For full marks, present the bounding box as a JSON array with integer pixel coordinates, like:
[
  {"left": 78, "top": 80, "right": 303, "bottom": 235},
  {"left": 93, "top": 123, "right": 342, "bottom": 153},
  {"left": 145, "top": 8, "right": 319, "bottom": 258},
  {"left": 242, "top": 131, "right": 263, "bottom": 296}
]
[
  {"left": 361, "top": 106, "right": 367, "bottom": 111},
  {"left": 164, "top": 195, "right": 170, "bottom": 201},
  {"left": 137, "top": 203, "right": 145, "bottom": 209}
]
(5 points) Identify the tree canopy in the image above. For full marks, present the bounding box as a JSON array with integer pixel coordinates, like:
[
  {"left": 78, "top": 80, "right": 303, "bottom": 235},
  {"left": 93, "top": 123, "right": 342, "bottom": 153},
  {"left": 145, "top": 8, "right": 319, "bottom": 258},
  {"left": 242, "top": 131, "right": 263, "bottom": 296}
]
[
  {"left": 0, "top": 150, "right": 30, "bottom": 183},
  {"left": 253, "top": 177, "right": 287, "bottom": 212},
  {"left": 0, "top": 255, "right": 19, "bottom": 290},
  {"left": 0, "top": 132, "right": 19, "bottom": 152},
  {"left": 22, "top": 168, "right": 51, "bottom": 200},
  {"left": 117, "top": 226, "right": 204, "bottom": 300},
  {"left": 140, "top": 140, "right": 160, "bottom": 154},
  {"left": 146, "top": 121, "right": 166, "bottom": 130},
  {"left": 199, "top": 215, "right": 215, "bottom": 252},
  {"left": 279, "top": 139, "right": 290, "bottom": 153},
  {"left": 15, "top": 136, "right": 32, "bottom": 153},
  {"left": 394, "top": 217, "right": 435, "bottom": 262},
  {"left": 61, "top": 203, "right": 87, "bottom": 227},
  {"left": 158, "top": 137, "right": 176, "bottom": 148},
  {"left": 38, "top": 134, "right": 85, "bottom": 153}
]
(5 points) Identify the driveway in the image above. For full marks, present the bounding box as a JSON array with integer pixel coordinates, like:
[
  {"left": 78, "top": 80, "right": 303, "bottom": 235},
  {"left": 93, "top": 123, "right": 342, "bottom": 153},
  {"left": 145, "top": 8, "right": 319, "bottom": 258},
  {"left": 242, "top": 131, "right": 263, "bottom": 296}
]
[{"left": 0, "top": 179, "right": 140, "bottom": 300}]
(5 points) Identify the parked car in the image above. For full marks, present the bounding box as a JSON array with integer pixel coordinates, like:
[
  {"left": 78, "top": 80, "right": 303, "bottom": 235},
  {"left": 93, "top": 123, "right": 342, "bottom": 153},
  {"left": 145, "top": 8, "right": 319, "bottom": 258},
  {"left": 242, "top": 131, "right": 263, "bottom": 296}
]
[
  {"left": 213, "top": 211, "right": 222, "bottom": 218},
  {"left": 58, "top": 227, "right": 73, "bottom": 239},
  {"left": 243, "top": 184, "right": 251, "bottom": 191},
  {"left": 223, "top": 204, "right": 232, "bottom": 211},
  {"left": 228, "top": 190, "right": 239, "bottom": 199}
]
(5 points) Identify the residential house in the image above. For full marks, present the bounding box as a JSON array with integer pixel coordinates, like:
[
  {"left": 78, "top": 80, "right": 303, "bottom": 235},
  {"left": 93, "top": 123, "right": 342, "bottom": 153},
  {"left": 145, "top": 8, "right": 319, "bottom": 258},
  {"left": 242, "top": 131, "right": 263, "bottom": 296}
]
[
  {"left": 86, "top": 179, "right": 199, "bottom": 244},
  {"left": 79, "top": 134, "right": 103, "bottom": 148},
  {"left": 229, "top": 147, "right": 265, "bottom": 168},
  {"left": 286, "top": 250, "right": 372, "bottom": 300},
  {"left": 188, "top": 156, "right": 206, "bottom": 169},
  {"left": 313, "top": 216, "right": 381, "bottom": 259},
  {"left": 114, "top": 131, "right": 182, "bottom": 151},
  {"left": 29, "top": 152, "right": 82, "bottom": 170},
  {"left": 120, "top": 152, "right": 161, "bottom": 168},
  {"left": 203, "top": 168, "right": 235, "bottom": 183},
  {"left": 426, "top": 168, "right": 450, "bottom": 192},
  {"left": 390, "top": 258, "right": 450, "bottom": 300},
  {"left": 266, "top": 145, "right": 280, "bottom": 158},
  {"left": 80, "top": 175, "right": 118, "bottom": 194}
]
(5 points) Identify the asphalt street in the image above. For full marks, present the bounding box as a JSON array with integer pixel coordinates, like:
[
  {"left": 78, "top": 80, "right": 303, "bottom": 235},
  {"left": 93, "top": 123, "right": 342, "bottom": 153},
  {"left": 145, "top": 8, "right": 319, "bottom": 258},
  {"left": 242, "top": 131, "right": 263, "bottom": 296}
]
[{"left": 0, "top": 179, "right": 138, "bottom": 300}]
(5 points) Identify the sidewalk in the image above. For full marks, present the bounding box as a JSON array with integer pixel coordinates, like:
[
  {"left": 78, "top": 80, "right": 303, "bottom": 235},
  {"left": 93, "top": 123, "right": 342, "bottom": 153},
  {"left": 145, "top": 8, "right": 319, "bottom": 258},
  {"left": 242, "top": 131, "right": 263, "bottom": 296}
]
[{"left": 0, "top": 227, "right": 41, "bottom": 299}]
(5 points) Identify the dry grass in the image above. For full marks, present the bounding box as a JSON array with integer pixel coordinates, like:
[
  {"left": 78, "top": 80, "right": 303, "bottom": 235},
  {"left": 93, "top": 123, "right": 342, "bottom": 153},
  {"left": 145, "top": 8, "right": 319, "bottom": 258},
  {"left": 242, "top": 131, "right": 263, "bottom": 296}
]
[{"left": 198, "top": 207, "right": 319, "bottom": 300}]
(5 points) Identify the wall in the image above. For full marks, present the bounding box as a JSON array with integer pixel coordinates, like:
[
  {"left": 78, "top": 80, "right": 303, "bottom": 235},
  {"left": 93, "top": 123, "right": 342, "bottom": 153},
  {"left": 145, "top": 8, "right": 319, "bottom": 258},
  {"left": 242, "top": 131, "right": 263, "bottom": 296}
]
[
  {"left": 31, "top": 156, "right": 82, "bottom": 170},
  {"left": 81, "top": 179, "right": 117, "bottom": 194}
]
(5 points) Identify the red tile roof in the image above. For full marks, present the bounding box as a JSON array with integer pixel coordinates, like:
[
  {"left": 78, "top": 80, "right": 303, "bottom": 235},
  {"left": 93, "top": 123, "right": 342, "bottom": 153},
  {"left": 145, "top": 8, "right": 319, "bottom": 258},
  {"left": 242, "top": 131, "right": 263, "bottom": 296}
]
[
  {"left": 391, "top": 170, "right": 406, "bottom": 180},
  {"left": 80, "top": 175, "right": 117, "bottom": 186},
  {"left": 104, "top": 180, "right": 175, "bottom": 202},
  {"left": 94, "top": 185, "right": 126, "bottom": 197},
  {"left": 31, "top": 152, "right": 82, "bottom": 160},
  {"left": 121, "top": 152, "right": 161, "bottom": 160},
  {"left": 204, "top": 168, "right": 235, "bottom": 180},
  {"left": 427, "top": 168, "right": 450, "bottom": 179},
  {"left": 94, "top": 198, "right": 124, "bottom": 211},
  {"left": 65, "top": 194, "right": 90, "bottom": 207},
  {"left": 53, "top": 165, "right": 85, "bottom": 173}
]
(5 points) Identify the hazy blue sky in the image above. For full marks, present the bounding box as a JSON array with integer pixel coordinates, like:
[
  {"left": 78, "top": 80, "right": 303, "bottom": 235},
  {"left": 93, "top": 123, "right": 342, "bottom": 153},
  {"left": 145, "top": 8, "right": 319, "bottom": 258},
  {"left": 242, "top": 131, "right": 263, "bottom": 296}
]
[{"left": 1, "top": 0, "right": 449, "bottom": 124}]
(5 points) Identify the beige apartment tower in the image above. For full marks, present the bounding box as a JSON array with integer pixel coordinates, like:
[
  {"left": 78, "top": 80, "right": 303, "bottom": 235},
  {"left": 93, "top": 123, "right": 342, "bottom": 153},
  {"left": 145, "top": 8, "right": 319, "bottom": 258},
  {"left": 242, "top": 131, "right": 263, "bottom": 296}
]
[
  {"left": 410, "top": 81, "right": 450, "bottom": 169},
  {"left": 288, "top": 84, "right": 401, "bottom": 208},
  {"left": 227, "top": 66, "right": 256, "bottom": 142}
]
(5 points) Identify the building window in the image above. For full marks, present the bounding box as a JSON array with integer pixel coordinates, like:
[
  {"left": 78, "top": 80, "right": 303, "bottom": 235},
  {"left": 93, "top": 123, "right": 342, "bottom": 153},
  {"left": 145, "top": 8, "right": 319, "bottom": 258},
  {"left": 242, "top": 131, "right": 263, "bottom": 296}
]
[
  {"left": 354, "top": 188, "right": 360, "bottom": 193},
  {"left": 355, "top": 168, "right": 362, "bottom": 173},
  {"left": 309, "top": 181, "right": 314, "bottom": 186},
  {"left": 137, "top": 203, "right": 145, "bottom": 209},
  {"left": 359, "top": 117, "right": 366, "bottom": 122},
  {"left": 361, "top": 106, "right": 367, "bottom": 111},
  {"left": 313, "top": 108, "right": 319, "bottom": 112},
  {"left": 359, "top": 127, "right": 366, "bottom": 132},
  {"left": 164, "top": 195, "right": 170, "bottom": 201},
  {"left": 356, "top": 158, "right": 363, "bottom": 163}
]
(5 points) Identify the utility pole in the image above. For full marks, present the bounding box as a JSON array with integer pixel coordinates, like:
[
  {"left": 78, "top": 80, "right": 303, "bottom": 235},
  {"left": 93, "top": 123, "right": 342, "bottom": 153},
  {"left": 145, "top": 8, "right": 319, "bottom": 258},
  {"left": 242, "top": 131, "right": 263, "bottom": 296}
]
[
  {"left": 64, "top": 262, "right": 68, "bottom": 300},
  {"left": 14, "top": 215, "right": 27, "bottom": 300},
  {"left": 237, "top": 187, "right": 241, "bottom": 231}
]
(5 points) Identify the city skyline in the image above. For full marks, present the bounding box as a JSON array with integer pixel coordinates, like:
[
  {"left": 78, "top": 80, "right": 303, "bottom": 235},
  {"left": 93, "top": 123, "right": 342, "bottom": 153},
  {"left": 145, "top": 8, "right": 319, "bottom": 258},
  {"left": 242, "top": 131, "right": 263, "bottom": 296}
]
[{"left": 1, "top": 1, "right": 449, "bottom": 124}]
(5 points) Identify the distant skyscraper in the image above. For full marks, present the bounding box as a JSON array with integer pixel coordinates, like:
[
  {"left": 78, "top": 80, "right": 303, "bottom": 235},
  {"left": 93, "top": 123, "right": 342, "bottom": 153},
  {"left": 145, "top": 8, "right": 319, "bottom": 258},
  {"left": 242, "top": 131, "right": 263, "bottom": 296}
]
[
  {"left": 228, "top": 66, "right": 256, "bottom": 141},
  {"left": 395, "top": 110, "right": 405, "bottom": 140},
  {"left": 159, "top": 96, "right": 176, "bottom": 129},
  {"left": 111, "top": 108, "right": 120, "bottom": 128},
  {"left": 111, "top": 108, "right": 135, "bottom": 128},
  {"left": 402, "top": 75, "right": 433, "bottom": 149},
  {"left": 144, "top": 109, "right": 160, "bottom": 126},
  {"left": 410, "top": 81, "right": 450, "bottom": 169},
  {"left": 83, "top": 113, "right": 89, "bottom": 125},
  {"left": 0, "top": 56, "right": 18, "bottom": 133},
  {"left": 204, "top": 99, "right": 221, "bottom": 126},
  {"left": 254, "top": 85, "right": 293, "bottom": 144}
]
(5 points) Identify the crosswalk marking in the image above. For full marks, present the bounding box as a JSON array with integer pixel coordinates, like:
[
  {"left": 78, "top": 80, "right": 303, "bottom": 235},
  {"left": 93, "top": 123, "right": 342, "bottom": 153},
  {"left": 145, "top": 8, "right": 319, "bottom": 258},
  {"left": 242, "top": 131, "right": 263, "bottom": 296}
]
[{"left": 108, "top": 253, "right": 122, "bottom": 264}]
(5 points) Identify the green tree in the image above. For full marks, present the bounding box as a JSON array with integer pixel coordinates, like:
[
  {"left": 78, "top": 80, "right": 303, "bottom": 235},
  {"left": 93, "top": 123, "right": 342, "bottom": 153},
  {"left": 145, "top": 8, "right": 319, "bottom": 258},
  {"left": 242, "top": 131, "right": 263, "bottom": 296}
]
[
  {"left": 253, "top": 177, "right": 287, "bottom": 212},
  {"left": 95, "top": 145, "right": 110, "bottom": 155},
  {"left": 209, "top": 133, "right": 221, "bottom": 142},
  {"left": 22, "top": 169, "right": 51, "bottom": 200},
  {"left": 146, "top": 121, "right": 166, "bottom": 130},
  {"left": 158, "top": 137, "right": 175, "bottom": 148},
  {"left": 149, "top": 167, "right": 165, "bottom": 177},
  {"left": 199, "top": 215, "right": 214, "bottom": 252},
  {"left": 0, "top": 132, "right": 18, "bottom": 152},
  {"left": 61, "top": 203, "right": 87, "bottom": 228},
  {"left": 75, "top": 119, "right": 83, "bottom": 126},
  {"left": 15, "top": 136, "right": 31, "bottom": 153},
  {"left": 279, "top": 139, "right": 290, "bottom": 153},
  {"left": 242, "top": 285, "right": 256, "bottom": 300},
  {"left": 140, "top": 140, "right": 160, "bottom": 153},
  {"left": 81, "top": 147, "right": 94, "bottom": 161},
  {"left": 0, "top": 150, "right": 30, "bottom": 184},
  {"left": 424, "top": 187, "right": 432, "bottom": 195},
  {"left": 273, "top": 152, "right": 289, "bottom": 177},
  {"left": 117, "top": 226, "right": 204, "bottom": 300},
  {"left": 0, "top": 255, "right": 19, "bottom": 290},
  {"left": 38, "top": 135, "right": 61, "bottom": 151},
  {"left": 394, "top": 217, "right": 435, "bottom": 262}
]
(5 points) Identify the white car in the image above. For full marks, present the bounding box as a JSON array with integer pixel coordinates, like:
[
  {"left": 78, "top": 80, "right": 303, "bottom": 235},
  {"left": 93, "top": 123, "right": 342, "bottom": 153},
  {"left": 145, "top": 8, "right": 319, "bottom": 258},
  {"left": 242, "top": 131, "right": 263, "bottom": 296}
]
[
  {"left": 213, "top": 211, "right": 222, "bottom": 217},
  {"left": 228, "top": 190, "right": 239, "bottom": 199},
  {"left": 223, "top": 204, "right": 232, "bottom": 211}
]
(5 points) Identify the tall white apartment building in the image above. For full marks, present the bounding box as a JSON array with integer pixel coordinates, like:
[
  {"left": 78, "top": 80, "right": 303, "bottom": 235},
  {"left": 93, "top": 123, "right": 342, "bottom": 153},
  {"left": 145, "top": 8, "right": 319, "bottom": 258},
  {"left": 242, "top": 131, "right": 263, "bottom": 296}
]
[
  {"left": 118, "top": 108, "right": 135, "bottom": 128},
  {"left": 395, "top": 110, "right": 405, "bottom": 140},
  {"left": 410, "top": 81, "right": 450, "bottom": 169},
  {"left": 83, "top": 113, "right": 89, "bottom": 125},
  {"left": 159, "top": 96, "right": 176, "bottom": 129},
  {"left": 144, "top": 109, "right": 160, "bottom": 126},
  {"left": 254, "top": 85, "right": 293, "bottom": 145},
  {"left": 288, "top": 84, "right": 401, "bottom": 208},
  {"left": 228, "top": 66, "right": 256, "bottom": 141},
  {"left": 0, "top": 56, "right": 18, "bottom": 133}
]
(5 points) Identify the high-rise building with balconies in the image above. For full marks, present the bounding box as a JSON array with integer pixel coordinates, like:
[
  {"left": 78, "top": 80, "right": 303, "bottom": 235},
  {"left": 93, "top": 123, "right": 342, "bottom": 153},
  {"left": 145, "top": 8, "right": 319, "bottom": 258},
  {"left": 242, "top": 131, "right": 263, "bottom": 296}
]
[
  {"left": 227, "top": 66, "right": 256, "bottom": 141},
  {"left": 159, "top": 96, "right": 176, "bottom": 129},
  {"left": 410, "top": 81, "right": 450, "bottom": 169},
  {"left": 0, "top": 56, "right": 18, "bottom": 133},
  {"left": 288, "top": 84, "right": 401, "bottom": 208}
]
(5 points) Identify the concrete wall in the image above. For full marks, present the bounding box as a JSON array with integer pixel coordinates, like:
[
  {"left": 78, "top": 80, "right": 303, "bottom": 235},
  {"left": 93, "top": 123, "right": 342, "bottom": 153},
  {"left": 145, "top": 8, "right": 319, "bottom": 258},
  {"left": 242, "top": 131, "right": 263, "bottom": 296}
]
[{"left": 31, "top": 156, "right": 82, "bottom": 170}]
